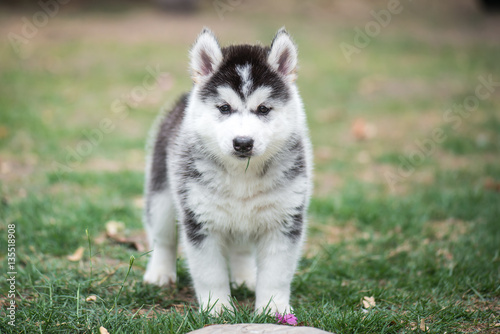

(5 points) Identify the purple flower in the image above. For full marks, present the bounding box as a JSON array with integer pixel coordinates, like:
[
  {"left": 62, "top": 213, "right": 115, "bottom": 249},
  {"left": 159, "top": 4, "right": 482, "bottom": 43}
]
[{"left": 275, "top": 312, "right": 298, "bottom": 325}]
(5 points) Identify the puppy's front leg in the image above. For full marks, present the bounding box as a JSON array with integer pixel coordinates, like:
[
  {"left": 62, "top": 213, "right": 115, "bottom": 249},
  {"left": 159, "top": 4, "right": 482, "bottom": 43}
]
[
  {"left": 183, "top": 233, "right": 231, "bottom": 314},
  {"left": 255, "top": 230, "right": 303, "bottom": 314}
]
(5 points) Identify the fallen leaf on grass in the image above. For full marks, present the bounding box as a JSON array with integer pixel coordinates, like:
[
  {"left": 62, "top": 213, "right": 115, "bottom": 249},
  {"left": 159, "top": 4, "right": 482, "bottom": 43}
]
[
  {"left": 362, "top": 296, "right": 376, "bottom": 309},
  {"left": 105, "top": 220, "right": 125, "bottom": 237},
  {"left": 420, "top": 318, "right": 429, "bottom": 331},
  {"left": 104, "top": 221, "right": 146, "bottom": 252},
  {"left": 67, "top": 247, "right": 85, "bottom": 262},
  {"left": 99, "top": 327, "right": 110, "bottom": 334},
  {"left": 86, "top": 295, "right": 97, "bottom": 302}
]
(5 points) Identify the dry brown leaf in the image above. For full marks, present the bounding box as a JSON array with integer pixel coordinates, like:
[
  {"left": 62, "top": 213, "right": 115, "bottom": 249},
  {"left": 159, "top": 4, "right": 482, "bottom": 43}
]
[
  {"left": 104, "top": 222, "right": 147, "bottom": 252},
  {"left": 99, "top": 327, "right": 110, "bottom": 334},
  {"left": 86, "top": 295, "right": 97, "bottom": 302},
  {"left": 67, "top": 247, "right": 85, "bottom": 262},
  {"left": 420, "top": 318, "right": 429, "bottom": 331},
  {"left": 108, "top": 234, "right": 146, "bottom": 252},
  {"left": 105, "top": 220, "right": 147, "bottom": 252},
  {"left": 362, "top": 296, "right": 376, "bottom": 309},
  {"left": 105, "top": 220, "right": 125, "bottom": 237}
]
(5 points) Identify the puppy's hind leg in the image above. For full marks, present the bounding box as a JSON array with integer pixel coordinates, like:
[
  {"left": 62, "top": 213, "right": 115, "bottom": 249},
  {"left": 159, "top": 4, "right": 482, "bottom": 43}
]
[{"left": 144, "top": 188, "right": 177, "bottom": 286}]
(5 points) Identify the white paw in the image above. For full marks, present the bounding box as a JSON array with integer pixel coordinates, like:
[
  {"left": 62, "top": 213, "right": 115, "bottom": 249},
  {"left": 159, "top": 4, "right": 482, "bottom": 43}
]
[
  {"left": 255, "top": 302, "right": 293, "bottom": 315},
  {"left": 143, "top": 267, "right": 176, "bottom": 286},
  {"left": 201, "top": 300, "right": 232, "bottom": 316}
]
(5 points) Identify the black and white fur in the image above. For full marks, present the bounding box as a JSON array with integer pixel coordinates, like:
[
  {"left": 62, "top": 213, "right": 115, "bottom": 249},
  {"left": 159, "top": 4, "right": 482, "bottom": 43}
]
[{"left": 143, "top": 28, "right": 312, "bottom": 314}]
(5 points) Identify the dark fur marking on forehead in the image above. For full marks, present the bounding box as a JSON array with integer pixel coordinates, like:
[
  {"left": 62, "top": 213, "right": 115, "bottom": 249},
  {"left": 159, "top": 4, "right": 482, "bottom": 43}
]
[{"left": 199, "top": 45, "right": 290, "bottom": 102}]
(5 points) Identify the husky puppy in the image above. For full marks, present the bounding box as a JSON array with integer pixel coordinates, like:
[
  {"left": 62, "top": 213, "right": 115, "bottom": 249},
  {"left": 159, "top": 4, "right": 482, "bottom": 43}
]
[{"left": 143, "top": 28, "right": 312, "bottom": 314}]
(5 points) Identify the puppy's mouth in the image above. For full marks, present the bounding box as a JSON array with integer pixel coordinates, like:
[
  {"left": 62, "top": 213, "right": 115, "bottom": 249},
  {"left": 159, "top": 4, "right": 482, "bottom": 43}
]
[{"left": 233, "top": 151, "right": 253, "bottom": 159}]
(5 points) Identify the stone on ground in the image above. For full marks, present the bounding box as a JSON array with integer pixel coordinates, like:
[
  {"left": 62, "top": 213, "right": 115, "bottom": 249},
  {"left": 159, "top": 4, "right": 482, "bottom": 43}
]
[{"left": 188, "top": 323, "right": 333, "bottom": 334}]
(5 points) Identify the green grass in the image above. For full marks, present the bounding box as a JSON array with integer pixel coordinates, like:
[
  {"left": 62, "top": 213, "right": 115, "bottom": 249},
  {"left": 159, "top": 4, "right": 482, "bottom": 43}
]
[{"left": 1, "top": 2, "right": 499, "bottom": 333}]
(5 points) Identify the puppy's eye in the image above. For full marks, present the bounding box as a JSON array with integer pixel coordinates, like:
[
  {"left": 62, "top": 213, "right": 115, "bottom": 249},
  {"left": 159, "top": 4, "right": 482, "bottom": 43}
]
[
  {"left": 257, "top": 105, "right": 271, "bottom": 115},
  {"left": 217, "top": 104, "right": 232, "bottom": 114}
]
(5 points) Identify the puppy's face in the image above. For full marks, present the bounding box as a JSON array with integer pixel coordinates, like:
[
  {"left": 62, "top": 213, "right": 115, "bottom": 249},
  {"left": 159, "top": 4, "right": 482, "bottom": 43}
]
[{"left": 187, "top": 29, "right": 301, "bottom": 161}]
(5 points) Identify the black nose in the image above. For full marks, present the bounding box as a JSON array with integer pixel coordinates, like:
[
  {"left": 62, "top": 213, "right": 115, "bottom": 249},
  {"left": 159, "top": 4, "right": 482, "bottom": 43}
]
[{"left": 233, "top": 136, "right": 254, "bottom": 153}]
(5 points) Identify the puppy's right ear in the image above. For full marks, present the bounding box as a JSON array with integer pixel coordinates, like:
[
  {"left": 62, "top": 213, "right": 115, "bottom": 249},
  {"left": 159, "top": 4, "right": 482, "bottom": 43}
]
[{"left": 190, "top": 28, "right": 222, "bottom": 83}]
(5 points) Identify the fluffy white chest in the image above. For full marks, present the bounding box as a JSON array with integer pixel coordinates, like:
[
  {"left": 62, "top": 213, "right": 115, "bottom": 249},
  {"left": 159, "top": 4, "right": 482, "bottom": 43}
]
[{"left": 184, "top": 165, "right": 304, "bottom": 236}]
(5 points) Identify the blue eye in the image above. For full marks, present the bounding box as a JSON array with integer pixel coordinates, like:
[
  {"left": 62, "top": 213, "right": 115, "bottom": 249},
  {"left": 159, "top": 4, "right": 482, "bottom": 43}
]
[
  {"left": 218, "top": 104, "right": 232, "bottom": 114},
  {"left": 257, "top": 105, "right": 271, "bottom": 115}
]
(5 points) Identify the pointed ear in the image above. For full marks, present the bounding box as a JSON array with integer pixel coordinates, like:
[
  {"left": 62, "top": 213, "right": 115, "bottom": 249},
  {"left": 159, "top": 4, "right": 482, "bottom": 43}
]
[
  {"left": 190, "top": 28, "right": 223, "bottom": 83},
  {"left": 268, "top": 28, "right": 298, "bottom": 81}
]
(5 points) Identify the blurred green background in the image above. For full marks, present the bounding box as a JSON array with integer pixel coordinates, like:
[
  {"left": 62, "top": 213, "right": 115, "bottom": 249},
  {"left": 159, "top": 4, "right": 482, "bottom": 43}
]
[{"left": 0, "top": 1, "right": 499, "bottom": 333}]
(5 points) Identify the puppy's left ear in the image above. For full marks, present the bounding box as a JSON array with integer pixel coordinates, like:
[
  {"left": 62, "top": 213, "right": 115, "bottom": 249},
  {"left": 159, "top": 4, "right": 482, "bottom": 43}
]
[
  {"left": 268, "top": 28, "right": 298, "bottom": 82},
  {"left": 190, "top": 28, "right": 223, "bottom": 83}
]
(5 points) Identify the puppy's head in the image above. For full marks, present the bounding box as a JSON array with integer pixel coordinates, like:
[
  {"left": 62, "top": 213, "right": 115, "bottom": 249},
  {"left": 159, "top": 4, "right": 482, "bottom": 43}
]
[{"left": 187, "top": 28, "right": 302, "bottom": 162}]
